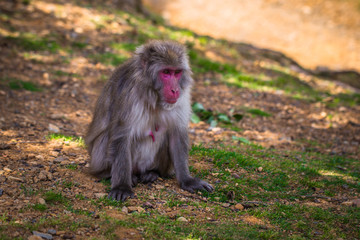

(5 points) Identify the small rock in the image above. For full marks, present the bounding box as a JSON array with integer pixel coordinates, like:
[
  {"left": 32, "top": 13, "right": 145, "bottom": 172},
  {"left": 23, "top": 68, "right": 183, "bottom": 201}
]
[
  {"left": 0, "top": 143, "right": 10, "bottom": 150},
  {"left": 32, "top": 231, "right": 53, "bottom": 240},
  {"left": 137, "top": 207, "right": 145, "bottom": 213},
  {"left": 49, "top": 114, "right": 64, "bottom": 120},
  {"left": 61, "top": 233, "right": 74, "bottom": 239},
  {"left": 176, "top": 217, "right": 188, "bottom": 222},
  {"left": 53, "top": 156, "right": 67, "bottom": 163},
  {"left": 234, "top": 203, "right": 244, "bottom": 210},
  {"left": 48, "top": 123, "right": 60, "bottom": 133},
  {"left": 231, "top": 173, "right": 240, "bottom": 179},
  {"left": 28, "top": 235, "right": 43, "bottom": 240},
  {"left": 341, "top": 201, "right": 353, "bottom": 206},
  {"left": 38, "top": 198, "right": 46, "bottom": 204},
  {"left": 38, "top": 171, "right": 48, "bottom": 181},
  {"left": 128, "top": 206, "right": 139, "bottom": 212},
  {"left": 121, "top": 206, "right": 129, "bottom": 214},
  {"left": 36, "top": 155, "right": 45, "bottom": 161},
  {"left": 222, "top": 203, "right": 230, "bottom": 208},
  {"left": 143, "top": 201, "right": 154, "bottom": 209},
  {"left": 351, "top": 199, "right": 360, "bottom": 207},
  {"left": 227, "top": 191, "right": 235, "bottom": 201},
  {"left": 8, "top": 176, "right": 24, "bottom": 182},
  {"left": 47, "top": 229, "right": 57, "bottom": 235},
  {"left": 94, "top": 193, "right": 107, "bottom": 199},
  {"left": 257, "top": 167, "right": 263, "bottom": 172}
]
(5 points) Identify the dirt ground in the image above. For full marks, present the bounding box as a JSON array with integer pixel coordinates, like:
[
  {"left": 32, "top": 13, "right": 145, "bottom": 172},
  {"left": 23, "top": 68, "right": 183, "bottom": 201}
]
[
  {"left": 144, "top": 0, "right": 360, "bottom": 72},
  {"left": 0, "top": 0, "right": 359, "bottom": 239}
]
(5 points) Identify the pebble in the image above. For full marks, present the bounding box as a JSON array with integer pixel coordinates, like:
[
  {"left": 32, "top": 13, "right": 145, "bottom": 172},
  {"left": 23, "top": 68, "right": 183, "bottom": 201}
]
[
  {"left": 53, "top": 156, "right": 67, "bottom": 163},
  {"left": 32, "top": 231, "right": 53, "bottom": 240},
  {"left": 121, "top": 206, "right": 129, "bottom": 214},
  {"left": 257, "top": 167, "right": 263, "bottom": 172},
  {"left": 49, "top": 114, "right": 64, "bottom": 120},
  {"left": 176, "top": 217, "right": 188, "bottom": 222},
  {"left": 222, "top": 203, "right": 230, "bottom": 208},
  {"left": 8, "top": 176, "right": 24, "bottom": 182},
  {"left": 340, "top": 201, "right": 353, "bottom": 206},
  {"left": 234, "top": 203, "right": 244, "bottom": 210},
  {"left": 38, "top": 198, "right": 46, "bottom": 204},
  {"left": 352, "top": 199, "right": 360, "bottom": 207},
  {"left": 94, "top": 193, "right": 107, "bottom": 199},
  {"left": 38, "top": 171, "right": 48, "bottom": 181},
  {"left": 35, "top": 155, "right": 45, "bottom": 161},
  {"left": 47, "top": 229, "right": 57, "bottom": 235},
  {"left": 28, "top": 235, "right": 43, "bottom": 240},
  {"left": 48, "top": 123, "right": 60, "bottom": 133}
]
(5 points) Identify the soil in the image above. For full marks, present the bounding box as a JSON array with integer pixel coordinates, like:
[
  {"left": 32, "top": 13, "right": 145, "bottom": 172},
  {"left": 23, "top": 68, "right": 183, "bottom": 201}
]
[
  {"left": 0, "top": 0, "right": 359, "bottom": 239},
  {"left": 144, "top": 0, "right": 360, "bottom": 72}
]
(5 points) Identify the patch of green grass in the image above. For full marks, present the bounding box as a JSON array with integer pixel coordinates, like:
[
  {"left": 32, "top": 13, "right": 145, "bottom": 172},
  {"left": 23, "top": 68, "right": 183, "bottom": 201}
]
[
  {"left": 43, "top": 191, "right": 68, "bottom": 205},
  {"left": 47, "top": 133, "right": 86, "bottom": 148},
  {"left": 246, "top": 108, "right": 271, "bottom": 117},
  {"left": 65, "top": 164, "right": 78, "bottom": 170},
  {"left": 111, "top": 42, "right": 138, "bottom": 52},
  {"left": 190, "top": 145, "right": 360, "bottom": 202},
  {"left": 92, "top": 196, "right": 125, "bottom": 208},
  {"left": 8, "top": 79, "right": 41, "bottom": 91},
  {"left": 189, "top": 50, "right": 237, "bottom": 74},
  {"left": 20, "top": 185, "right": 37, "bottom": 196},
  {"left": 90, "top": 52, "right": 128, "bottom": 66},
  {"left": 72, "top": 41, "right": 88, "bottom": 49},
  {"left": 32, "top": 203, "right": 48, "bottom": 212},
  {"left": 6, "top": 33, "right": 60, "bottom": 52},
  {"left": 225, "top": 73, "right": 324, "bottom": 102}
]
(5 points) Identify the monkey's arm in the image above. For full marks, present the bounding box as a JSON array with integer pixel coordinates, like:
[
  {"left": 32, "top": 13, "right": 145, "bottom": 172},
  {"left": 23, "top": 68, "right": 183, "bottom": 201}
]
[
  {"left": 169, "top": 128, "right": 214, "bottom": 193},
  {"left": 107, "top": 127, "right": 134, "bottom": 201}
]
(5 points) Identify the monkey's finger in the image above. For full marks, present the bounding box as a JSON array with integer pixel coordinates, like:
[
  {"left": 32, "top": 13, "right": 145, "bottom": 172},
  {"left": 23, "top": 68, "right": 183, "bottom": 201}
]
[{"left": 204, "top": 184, "right": 214, "bottom": 192}]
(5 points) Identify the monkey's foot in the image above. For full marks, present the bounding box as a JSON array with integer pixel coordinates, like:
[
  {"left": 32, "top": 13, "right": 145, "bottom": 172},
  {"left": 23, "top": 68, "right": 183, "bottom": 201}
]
[
  {"left": 140, "top": 170, "right": 159, "bottom": 183},
  {"left": 180, "top": 177, "right": 214, "bottom": 193},
  {"left": 109, "top": 187, "right": 134, "bottom": 201},
  {"left": 132, "top": 175, "right": 139, "bottom": 187}
]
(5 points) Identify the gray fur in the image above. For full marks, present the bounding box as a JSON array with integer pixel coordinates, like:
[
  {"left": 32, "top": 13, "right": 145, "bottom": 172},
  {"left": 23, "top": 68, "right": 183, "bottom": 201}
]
[{"left": 86, "top": 40, "right": 213, "bottom": 201}]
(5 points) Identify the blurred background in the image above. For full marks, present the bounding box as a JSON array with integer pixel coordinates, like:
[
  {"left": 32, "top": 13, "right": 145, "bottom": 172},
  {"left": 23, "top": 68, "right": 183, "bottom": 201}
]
[{"left": 144, "top": 0, "right": 360, "bottom": 72}]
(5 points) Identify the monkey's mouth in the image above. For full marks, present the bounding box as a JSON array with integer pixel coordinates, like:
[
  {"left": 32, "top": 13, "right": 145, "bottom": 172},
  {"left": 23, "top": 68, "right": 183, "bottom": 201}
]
[{"left": 165, "top": 99, "right": 177, "bottom": 104}]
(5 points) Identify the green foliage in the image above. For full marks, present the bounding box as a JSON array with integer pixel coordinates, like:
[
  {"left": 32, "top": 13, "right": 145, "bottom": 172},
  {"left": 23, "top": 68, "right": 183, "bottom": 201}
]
[
  {"left": 189, "top": 51, "right": 237, "bottom": 74},
  {"left": 8, "top": 79, "right": 41, "bottom": 91},
  {"left": 90, "top": 52, "right": 128, "bottom": 66},
  {"left": 6, "top": 33, "right": 60, "bottom": 52},
  {"left": 246, "top": 108, "right": 271, "bottom": 117},
  {"left": 191, "top": 102, "right": 240, "bottom": 127},
  {"left": 43, "top": 191, "right": 68, "bottom": 205},
  {"left": 232, "top": 136, "right": 251, "bottom": 144},
  {"left": 47, "top": 133, "right": 86, "bottom": 148},
  {"left": 111, "top": 42, "right": 138, "bottom": 52},
  {"left": 32, "top": 203, "right": 47, "bottom": 212}
]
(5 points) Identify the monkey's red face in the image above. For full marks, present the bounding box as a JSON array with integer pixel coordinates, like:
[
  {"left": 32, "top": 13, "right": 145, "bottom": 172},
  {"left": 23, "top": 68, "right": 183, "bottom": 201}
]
[{"left": 159, "top": 68, "right": 183, "bottom": 104}]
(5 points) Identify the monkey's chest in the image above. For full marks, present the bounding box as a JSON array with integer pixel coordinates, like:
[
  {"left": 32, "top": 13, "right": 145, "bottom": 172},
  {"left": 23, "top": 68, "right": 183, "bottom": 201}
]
[{"left": 131, "top": 125, "right": 166, "bottom": 173}]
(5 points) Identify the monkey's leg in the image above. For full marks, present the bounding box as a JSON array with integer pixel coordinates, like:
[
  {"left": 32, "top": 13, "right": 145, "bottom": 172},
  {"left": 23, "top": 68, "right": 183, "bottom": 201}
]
[
  {"left": 89, "top": 132, "right": 111, "bottom": 177},
  {"left": 169, "top": 129, "right": 214, "bottom": 193},
  {"left": 107, "top": 136, "right": 134, "bottom": 201},
  {"left": 139, "top": 170, "right": 159, "bottom": 183}
]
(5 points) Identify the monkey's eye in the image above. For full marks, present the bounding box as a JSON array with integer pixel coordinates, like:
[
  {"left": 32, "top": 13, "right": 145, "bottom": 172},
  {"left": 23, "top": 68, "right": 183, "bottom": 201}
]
[
  {"left": 175, "top": 70, "right": 182, "bottom": 74},
  {"left": 162, "top": 69, "right": 170, "bottom": 75}
]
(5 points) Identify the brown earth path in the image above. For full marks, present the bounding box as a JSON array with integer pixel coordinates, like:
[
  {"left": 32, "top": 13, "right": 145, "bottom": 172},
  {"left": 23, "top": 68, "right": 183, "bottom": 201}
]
[{"left": 144, "top": 0, "right": 360, "bottom": 72}]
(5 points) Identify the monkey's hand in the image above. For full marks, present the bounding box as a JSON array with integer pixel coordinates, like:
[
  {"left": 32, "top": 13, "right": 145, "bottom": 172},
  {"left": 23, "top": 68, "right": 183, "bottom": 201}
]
[
  {"left": 180, "top": 177, "right": 214, "bottom": 193},
  {"left": 109, "top": 187, "right": 135, "bottom": 201}
]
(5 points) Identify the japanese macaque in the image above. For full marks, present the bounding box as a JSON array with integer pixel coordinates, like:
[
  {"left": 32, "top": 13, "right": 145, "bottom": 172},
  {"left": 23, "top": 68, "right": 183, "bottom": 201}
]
[{"left": 86, "top": 40, "right": 213, "bottom": 201}]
